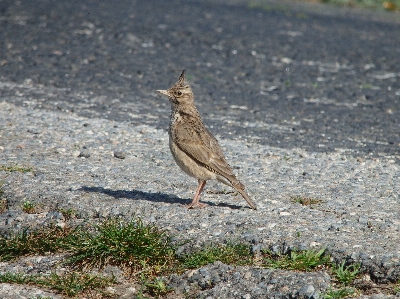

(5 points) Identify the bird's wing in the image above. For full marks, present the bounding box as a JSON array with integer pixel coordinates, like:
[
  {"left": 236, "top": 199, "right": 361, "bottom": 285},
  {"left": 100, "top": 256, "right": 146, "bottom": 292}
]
[{"left": 173, "top": 122, "right": 239, "bottom": 183}]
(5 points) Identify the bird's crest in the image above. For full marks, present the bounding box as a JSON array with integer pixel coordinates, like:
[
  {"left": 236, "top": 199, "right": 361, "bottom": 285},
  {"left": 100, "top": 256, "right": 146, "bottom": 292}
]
[{"left": 174, "top": 70, "right": 187, "bottom": 88}]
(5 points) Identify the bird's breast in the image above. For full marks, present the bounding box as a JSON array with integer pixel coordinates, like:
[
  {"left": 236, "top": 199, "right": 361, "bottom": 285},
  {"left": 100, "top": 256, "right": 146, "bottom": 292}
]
[{"left": 169, "top": 110, "right": 183, "bottom": 127}]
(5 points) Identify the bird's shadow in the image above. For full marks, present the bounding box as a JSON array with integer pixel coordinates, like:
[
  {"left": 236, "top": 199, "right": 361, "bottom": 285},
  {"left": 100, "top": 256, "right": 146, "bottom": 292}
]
[{"left": 78, "top": 186, "right": 245, "bottom": 210}]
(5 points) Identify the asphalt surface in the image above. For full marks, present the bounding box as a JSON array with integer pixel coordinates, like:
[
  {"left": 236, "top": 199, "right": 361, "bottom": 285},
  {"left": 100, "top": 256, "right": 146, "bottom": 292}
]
[{"left": 1, "top": 0, "right": 399, "bottom": 162}]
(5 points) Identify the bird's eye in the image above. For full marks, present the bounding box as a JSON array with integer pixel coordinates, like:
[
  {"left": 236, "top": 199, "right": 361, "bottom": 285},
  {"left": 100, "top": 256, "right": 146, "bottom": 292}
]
[{"left": 177, "top": 91, "right": 182, "bottom": 96}]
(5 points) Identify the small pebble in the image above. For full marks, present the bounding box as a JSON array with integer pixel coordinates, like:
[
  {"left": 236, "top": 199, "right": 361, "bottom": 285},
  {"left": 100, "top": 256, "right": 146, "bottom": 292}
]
[
  {"left": 78, "top": 150, "right": 90, "bottom": 158},
  {"left": 114, "top": 150, "right": 126, "bottom": 159},
  {"left": 27, "top": 127, "right": 41, "bottom": 134}
]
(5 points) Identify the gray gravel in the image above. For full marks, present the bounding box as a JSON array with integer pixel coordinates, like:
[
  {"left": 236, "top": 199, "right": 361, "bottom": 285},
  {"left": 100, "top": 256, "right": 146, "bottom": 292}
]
[
  {"left": 1, "top": 99, "right": 399, "bottom": 298},
  {"left": 168, "top": 261, "right": 330, "bottom": 298},
  {"left": 1, "top": 0, "right": 399, "bottom": 161}
]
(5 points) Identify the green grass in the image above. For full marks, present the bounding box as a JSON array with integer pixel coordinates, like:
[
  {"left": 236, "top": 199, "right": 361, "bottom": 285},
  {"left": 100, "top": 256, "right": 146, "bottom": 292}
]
[
  {"left": 322, "top": 287, "right": 356, "bottom": 299},
  {"left": 0, "top": 225, "right": 77, "bottom": 261},
  {"left": 58, "top": 208, "right": 77, "bottom": 220},
  {"left": 290, "top": 195, "right": 324, "bottom": 207},
  {"left": 322, "top": 261, "right": 361, "bottom": 298},
  {"left": 0, "top": 271, "right": 114, "bottom": 297},
  {"left": 263, "top": 248, "right": 329, "bottom": 271},
  {"left": 182, "top": 242, "right": 252, "bottom": 269},
  {"left": 0, "top": 175, "right": 7, "bottom": 213},
  {"left": 143, "top": 278, "right": 173, "bottom": 297},
  {"left": 1, "top": 215, "right": 396, "bottom": 297},
  {"left": 21, "top": 200, "right": 37, "bottom": 213},
  {"left": 394, "top": 283, "right": 400, "bottom": 293},
  {"left": 0, "top": 165, "right": 33, "bottom": 173},
  {"left": 332, "top": 261, "right": 361, "bottom": 285},
  {"left": 0, "top": 218, "right": 178, "bottom": 278},
  {"left": 0, "top": 199, "right": 6, "bottom": 213},
  {"left": 65, "top": 218, "right": 177, "bottom": 277}
]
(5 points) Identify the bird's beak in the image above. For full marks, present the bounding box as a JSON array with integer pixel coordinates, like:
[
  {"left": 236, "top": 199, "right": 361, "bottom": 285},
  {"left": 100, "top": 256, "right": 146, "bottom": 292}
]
[{"left": 156, "top": 90, "right": 170, "bottom": 97}]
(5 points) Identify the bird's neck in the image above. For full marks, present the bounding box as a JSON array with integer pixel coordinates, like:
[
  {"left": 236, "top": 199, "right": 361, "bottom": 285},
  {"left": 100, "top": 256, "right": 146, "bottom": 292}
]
[{"left": 170, "top": 104, "right": 202, "bottom": 125}]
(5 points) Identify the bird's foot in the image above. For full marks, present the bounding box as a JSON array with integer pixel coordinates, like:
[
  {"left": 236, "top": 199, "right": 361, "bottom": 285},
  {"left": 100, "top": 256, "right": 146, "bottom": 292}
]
[{"left": 186, "top": 202, "right": 208, "bottom": 209}]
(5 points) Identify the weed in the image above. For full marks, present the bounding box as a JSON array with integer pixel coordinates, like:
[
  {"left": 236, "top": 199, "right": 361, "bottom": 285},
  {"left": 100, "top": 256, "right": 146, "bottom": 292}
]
[
  {"left": 0, "top": 272, "right": 27, "bottom": 284},
  {"left": 135, "top": 291, "right": 153, "bottom": 299},
  {"left": 322, "top": 287, "right": 355, "bottom": 299},
  {"left": 394, "top": 283, "right": 400, "bottom": 293},
  {"left": 0, "top": 179, "right": 6, "bottom": 213},
  {"left": 65, "top": 218, "right": 177, "bottom": 277},
  {"left": 0, "top": 175, "right": 8, "bottom": 213},
  {"left": 21, "top": 200, "right": 37, "bottom": 213},
  {"left": 0, "top": 271, "right": 114, "bottom": 297},
  {"left": 0, "top": 165, "right": 32, "bottom": 173},
  {"left": 183, "top": 242, "right": 252, "bottom": 269},
  {"left": 263, "top": 248, "right": 329, "bottom": 271},
  {"left": 0, "top": 225, "right": 76, "bottom": 261},
  {"left": 332, "top": 261, "right": 361, "bottom": 285},
  {"left": 134, "top": 294, "right": 152, "bottom": 299},
  {"left": 40, "top": 272, "right": 114, "bottom": 297},
  {"left": 144, "top": 278, "right": 173, "bottom": 297},
  {"left": 58, "top": 208, "right": 77, "bottom": 220},
  {"left": 290, "top": 195, "right": 323, "bottom": 207},
  {"left": 0, "top": 199, "right": 7, "bottom": 213},
  {"left": 0, "top": 217, "right": 178, "bottom": 278}
]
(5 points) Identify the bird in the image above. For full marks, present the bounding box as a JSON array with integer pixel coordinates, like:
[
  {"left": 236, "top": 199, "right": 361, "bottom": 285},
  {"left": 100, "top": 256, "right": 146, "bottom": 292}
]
[{"left": 156, "top": 70, "right": 257, "bottom": 210}]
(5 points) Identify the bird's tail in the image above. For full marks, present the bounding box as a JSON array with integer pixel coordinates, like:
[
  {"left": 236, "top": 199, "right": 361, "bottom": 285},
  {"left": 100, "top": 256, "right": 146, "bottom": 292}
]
[{"left": 233, "top": 182, "right": 257, "bottom": 210}]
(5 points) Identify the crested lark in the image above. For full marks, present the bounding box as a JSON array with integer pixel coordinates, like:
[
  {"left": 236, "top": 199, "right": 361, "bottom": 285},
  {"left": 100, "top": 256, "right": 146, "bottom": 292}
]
[{"left": 156, "top": 70, "right": 257, "bottom": 210}]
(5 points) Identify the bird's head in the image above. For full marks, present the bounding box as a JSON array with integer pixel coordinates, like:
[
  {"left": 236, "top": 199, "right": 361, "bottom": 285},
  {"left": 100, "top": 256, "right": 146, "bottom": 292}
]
[{"left": 157, "top": 70, "right": 194, "bottom": 107}]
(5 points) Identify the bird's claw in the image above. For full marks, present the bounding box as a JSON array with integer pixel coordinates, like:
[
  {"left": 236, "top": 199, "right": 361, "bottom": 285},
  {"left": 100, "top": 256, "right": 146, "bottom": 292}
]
[{"left": 186, "top": 202, "right": 208, "bottom": 209}]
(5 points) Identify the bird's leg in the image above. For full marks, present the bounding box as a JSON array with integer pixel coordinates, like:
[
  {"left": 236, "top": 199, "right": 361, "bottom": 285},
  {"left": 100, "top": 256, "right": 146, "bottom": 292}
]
[{"left": 187, "top": 179, "right": 208, "bottom": 209}]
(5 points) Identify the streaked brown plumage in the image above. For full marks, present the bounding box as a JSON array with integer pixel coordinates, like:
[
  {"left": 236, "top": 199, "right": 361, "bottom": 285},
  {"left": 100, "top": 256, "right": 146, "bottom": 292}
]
[{"left": 157, "top": 70, "right": 256, "bottom": 210}]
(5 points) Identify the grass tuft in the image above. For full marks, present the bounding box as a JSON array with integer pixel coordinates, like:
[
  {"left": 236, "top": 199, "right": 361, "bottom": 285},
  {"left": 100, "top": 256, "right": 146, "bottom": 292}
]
[
  {"left": 0, "top": 225, "right": 77, "bottom": 261},
  {"left": 0, "top": 271, "right": 114, "bottom": 297},
  {"left": 21, "top": 200, "right": 37, "bottom": 213},
  {"left": 263, "top": 248, "right": 329, "bottom": 271},
  {"left": 58, "top": 208, "right": 77, "bottom": 220},
  {"left": 394, "top": 283, "right": 400, "bottom": 293},
  {"left": 332, "top": 261, "right": 361, "bottom": 285},
  {"left": 41, "top": 272, "right": 114, "bottom": 297},
  {"left": 0, "top": 199, "right": 7, "bottom": 214},
  {"left": 65, "top": 218, "right": 177, "bottom": 277},
  {"left": 0, "top": 165, "right": 33, "bottom": 173},
  {"left": 143, "top": 277, "right": 173, "bottom": 297},
  {"left": 0, "top": 175, "right": 7, "bottom": 213},
  {"left": 322, "top": 287, "right": 356, "bottom": 299},
  {"left": 182, "top": 242, "right": 252, "bottom": 269},
  {"left": 290, "top": 195, "right": 323, "bottom": 207}
]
